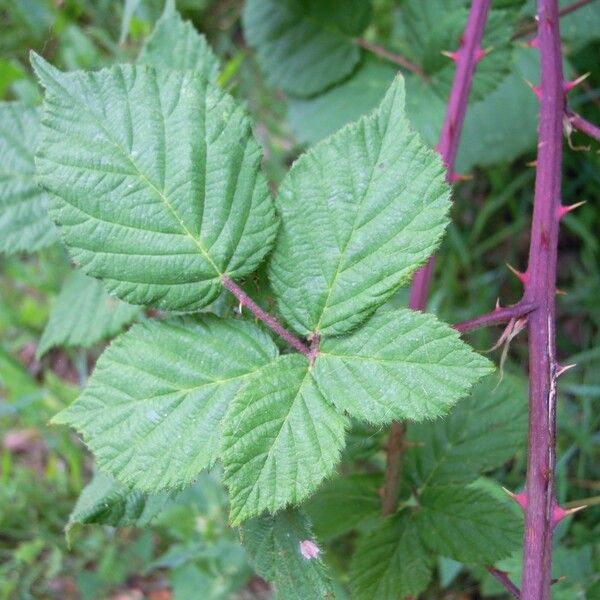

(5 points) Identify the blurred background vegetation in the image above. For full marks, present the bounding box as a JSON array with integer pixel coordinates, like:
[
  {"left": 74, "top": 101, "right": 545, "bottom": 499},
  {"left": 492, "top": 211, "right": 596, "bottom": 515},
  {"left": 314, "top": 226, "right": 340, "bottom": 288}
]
[{"left": 0, "top": 0, "right": 599, "bottom": 598}]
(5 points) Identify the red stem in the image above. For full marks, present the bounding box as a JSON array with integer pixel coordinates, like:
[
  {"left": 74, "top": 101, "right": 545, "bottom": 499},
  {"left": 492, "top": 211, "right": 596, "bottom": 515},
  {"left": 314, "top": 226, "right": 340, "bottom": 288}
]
[
  {"left": 513, "top": 0, "right": 597, "bottom": 39},
  {"left": 382, "top": 0, "right": 492, "bottom": 516},
  {"left": 521, "top": 1, "right": 564, "bottom": 598},
  {"left": 454, "top": 300, "right": 536, "bottom": 333},
  {"left": 353, "top": 38, "right": 426, "bottom": 78},
  {"left": 566, "top": 109, "right": 600, "bottom": 142},
  {"left": 221, "top": 275, "right": 311, "bottom": 357},
  {"left": 487, "top": 567, "right": 521, "bottom": 599}
]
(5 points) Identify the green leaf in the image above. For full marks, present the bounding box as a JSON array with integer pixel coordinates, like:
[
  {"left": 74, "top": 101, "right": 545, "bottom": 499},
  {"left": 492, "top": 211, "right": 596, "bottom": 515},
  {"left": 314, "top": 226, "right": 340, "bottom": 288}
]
[
  {"left": 52, "top": 316, "right": 279, "bottom": 491},
  {"left": 350, "top": 513, "right": 432, "bottom": 600},
  {"left": 304, "top": 473, "right": 381, "bottom": 540},
  {"left": 269, "top": 77, "right": 451, "bottom": 337},
  {"left": 243, "top": 0, "right": 370, "bottom": 97},
  {"left": 406, "top": 374, "right": 527, "bottom": 488},
  {"left": 240, "top": 508, "right": 335, "bottom": 599},
  {"left": 416, "top": 485, "right": 522, "bottom": 564},
  {"left": 138, "top": 0, "right": 219, "bottom": 81},
  {"left": 38, "top": 270, "right": 141, "bottom": 357},
  {"left": 0, "top": 102, "right": 57, "bottom": 255},
  {"left": 68, "top": 471, "right": 171, "bottom": 533},
  {"left": 288, "top": 57, "right": 397, "bottom": 146},
  {"left": 31, "top": 54, "right": 278, "bottom": 312},
  {"left": 222, "top": 354, "right": 348, "bottom": 525},
  {"left": 314, "top": 307, "right": 493, "bottom": 423}
]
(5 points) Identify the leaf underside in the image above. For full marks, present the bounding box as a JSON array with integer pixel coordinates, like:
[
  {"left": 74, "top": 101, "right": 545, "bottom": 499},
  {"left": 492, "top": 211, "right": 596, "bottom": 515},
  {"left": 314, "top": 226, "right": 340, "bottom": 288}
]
[{"left": 32, "top": 54, "right": 277, "bottom": 311}]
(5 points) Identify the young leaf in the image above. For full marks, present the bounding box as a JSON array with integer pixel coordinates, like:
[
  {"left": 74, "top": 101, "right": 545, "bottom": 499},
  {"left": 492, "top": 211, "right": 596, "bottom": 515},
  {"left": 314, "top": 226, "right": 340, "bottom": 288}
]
[
  {"left": 243, "top": 0, "right": 370, "bottom": 97},
  {"left": 52, "top": 316, "right": 279, "bottom": 491},
  {"left": 313, "top": 307, "right": 493, "bottom": 424},
  {"left": 240, "top": 508, "right": 335, "bottom": 599},
  {"left": 406, "top": 374, "right": 528, "bottom": 488},
  {"left": 68, "top": 471, "right": 171, "bottom": 533},
  {"left": 350, "top": 513, "right": 432, "bottom": 600},
  {"left": 138, "top": 0, "right": 219, "bottom": 81},
  {"left": 269, "top": 77, "right": 451, "bottom": 337},
  {"left": 37, "top": 270, "right": 141, "bottom": 357},
  {"left": 222, "top": 354, "right": 348, "bottom": 525},
  {"left": 0, "top": 102, "right": 57, "bottom": 254},
  {"left": 304, "top": 473, "right": 382, "bottom": 540},
  {"left": 416, "top": 485, "right": 522, "bottom": 564},
  {"left": 31, "top": 54, "right": 277, "bottom": 312}
]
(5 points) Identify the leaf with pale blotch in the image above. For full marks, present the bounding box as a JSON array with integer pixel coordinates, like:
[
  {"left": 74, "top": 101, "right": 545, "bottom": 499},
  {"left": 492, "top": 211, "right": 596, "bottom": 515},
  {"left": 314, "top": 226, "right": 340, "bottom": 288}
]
[
  {"left": 138, "top": 0, "right": 219, "bottom": 81},
  {"left": 269, "top": 77, "right": 450, "bottom": 337},
  {"left": 416, "top": 485, "right": 522, "bottom": 563},
  {"left": 313, "top": 308, "right": 493, "bottom": 424},
  {"left": 406, "top": 374, "right": 527, "bottom": 488},
  {"left": 243, "top": 0, "right": 370, "bottom": 97},
  {"left": 222, "top": 354, "right": 348, "bottom": 525},
  {"left": 38, "top": 270, "right": 141, "bottom": 357},
  {"left": 0, "top": 102, "right": 57, "bottom": 254},
  {"left": 240, "top": 509, "right": 335, "bottom": 599},
  {"left": 350, "top": 513, "right": 432, "bottom": 600},
  {"left": 68, "top": 471, "right": 171, "bottom": 535},
  {"left": 32, "top": 54, "right": 277, "bottom": 312},
  {"left": 52, "top": 316, "right": 279, "bottom": 491}
]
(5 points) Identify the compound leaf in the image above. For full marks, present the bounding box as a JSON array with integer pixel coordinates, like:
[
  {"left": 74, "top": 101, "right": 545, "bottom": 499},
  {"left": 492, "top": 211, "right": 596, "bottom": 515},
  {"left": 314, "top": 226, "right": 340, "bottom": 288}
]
[
  {"left": 269, "top": 77, "right": 450, "bottom": 337},
  {"left": 406, "top": 374, "right": 527, "bottom": 488},
  {"left": 222, "top": 354, "right": 348, "bottom": 525},
  {"left": 32, "top": 54, "right": 277, "bottom": 312},
  {"left": 314, "top": 308, "right": 493, "bottom": 423},
  {"left": 243, "top": 0, "right": 370, "bottom": 97},
  {"left": 53, "top": 316, "right": 278, "bottom": 491},
  {"left": 38, "top": 270, "right": 141, "bottom": 357},
  {"left": 240, "top": 508, "right": 335, "bottom": 599},
  {"left": 416, "top": 485, "right": 522, "bottom": 564},
  {"left": 138, "top": 0, "right": 219, "bottom": 81},
  {"left": 0, "top": 102, "right": 57, "bottom": 254},
  {"left": 350, "top": 513, "right": 432, "bottom": 600}
]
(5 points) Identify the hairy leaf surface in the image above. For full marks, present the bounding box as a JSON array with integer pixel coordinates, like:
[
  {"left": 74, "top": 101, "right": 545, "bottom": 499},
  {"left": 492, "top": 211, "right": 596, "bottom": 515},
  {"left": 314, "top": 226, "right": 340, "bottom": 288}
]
[
  {"left": 314, "top": 308, "right": 493, "bottom": 423},
  {"left": 0, "top": 102, "right": 56, "bottom": 254},
  {"left": 240, "top": 509, "right": 334, "bottom": 599},
  {"left": 222, "top": 354, "right": 348, "bottom": 525},
  {"left": 38, "top": 270, "right": 141, "bottom": 357},
  {"left": 53, "top": 316, "right": 279, "bottom": 491},
  {"left": 243, "top": 0, "right": 370, "bottom": 96},
  {"left": 406, "top": 374, "right": 527, "bottom": 488},
  {"left": 269, "top": 77, "right": 450, "bottom": 336},
  {"left": 350, "top": 513, "right": 432, "bottom": 599},
  {"left": 138, "top": 0, "right": 219, "bottom": 80},
  {"left": 416, "top": 485, "right": 522, "bottom": 563},
  {"left": 32, "top": 54, "right": 277, "bottom": 311}
]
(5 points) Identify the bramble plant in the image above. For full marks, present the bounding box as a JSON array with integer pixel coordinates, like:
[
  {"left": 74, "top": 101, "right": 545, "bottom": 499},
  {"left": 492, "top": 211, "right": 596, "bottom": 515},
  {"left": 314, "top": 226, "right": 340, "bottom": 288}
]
[{"left": 1, "top": 0, "right": 599, "bottom": 598}]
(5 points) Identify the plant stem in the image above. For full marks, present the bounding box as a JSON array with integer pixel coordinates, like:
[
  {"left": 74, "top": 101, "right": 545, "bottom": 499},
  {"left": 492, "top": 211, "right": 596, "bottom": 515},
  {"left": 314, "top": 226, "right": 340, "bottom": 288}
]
[
  {"left": 353, "top": 38, "right": 426, "bottom": 78},
  {"left": 221, "top": 275, "right": 311, "bottom": 357},
  {"left": 381, "top": 0, "right": 492, "bottom": 516},
  {"left": 521, "top": 1, "right": 564, "bottom": 598},
  {"left": 454, "top": 300, "right": 536, "bottom": 333},
  {"left": 566, "top": 109, "right": 600, "bottom": 142},
  {"left": 487, "top": 567, "right": 521, "bottom": 599}
]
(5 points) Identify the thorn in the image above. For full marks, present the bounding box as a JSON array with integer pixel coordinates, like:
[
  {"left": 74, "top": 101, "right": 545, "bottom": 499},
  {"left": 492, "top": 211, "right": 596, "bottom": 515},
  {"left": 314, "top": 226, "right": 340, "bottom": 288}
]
[
  {"left": 441, "top": 49, "right": 460, "bottom": 62},
  {"left": 524, "top": 78, "right": 542, "bottom": 99},
  {"left": 475, "top": 46, "right": 492, "bottom": 62},
  {"left": 558, "top": 200, "right": 586, "bottom": 219},
  {"left": 495, "top": 298, "right": 502, "bottom": 311},
  {"left": 525, "top": 36, "right": 539, "bottom": 48},
  {"left": 449, "top": 172, "right": 473, "bottom": 183},
  {"left": 526, "top": 159, "right": 537, "bottom": 168},
  {"left": 556, "top": 363, "right": 576, "bottom": 377},
  {"left": 506, "top": 263, "right": 529, "bottom": 285},
  {"left": 556, "top": 288, "right": 568, "bottom": 296},
  {"left": 564, "top": 72, "right": 591, "bottom": 94},
  {"left": 552, "top": 576, "right": 567, "bottom": 586},
  {"left": 552, "top": 503, "right": 587, "bottom": 527},
  {"left": 503, "top": 487, "right": 527, "bottom": 510}
]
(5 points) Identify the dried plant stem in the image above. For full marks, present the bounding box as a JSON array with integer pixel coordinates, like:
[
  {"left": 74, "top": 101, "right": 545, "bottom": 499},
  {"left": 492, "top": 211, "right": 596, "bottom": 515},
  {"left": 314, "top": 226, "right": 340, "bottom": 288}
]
[
  {"left": 381, "top": 0, "right": 492, "bottom": 516},
  {"left": 221, "top": 275, "right": 311, "bottom": 357},
  {"left": 520, "top": 1, "right": 565, "bottom": 597}
]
